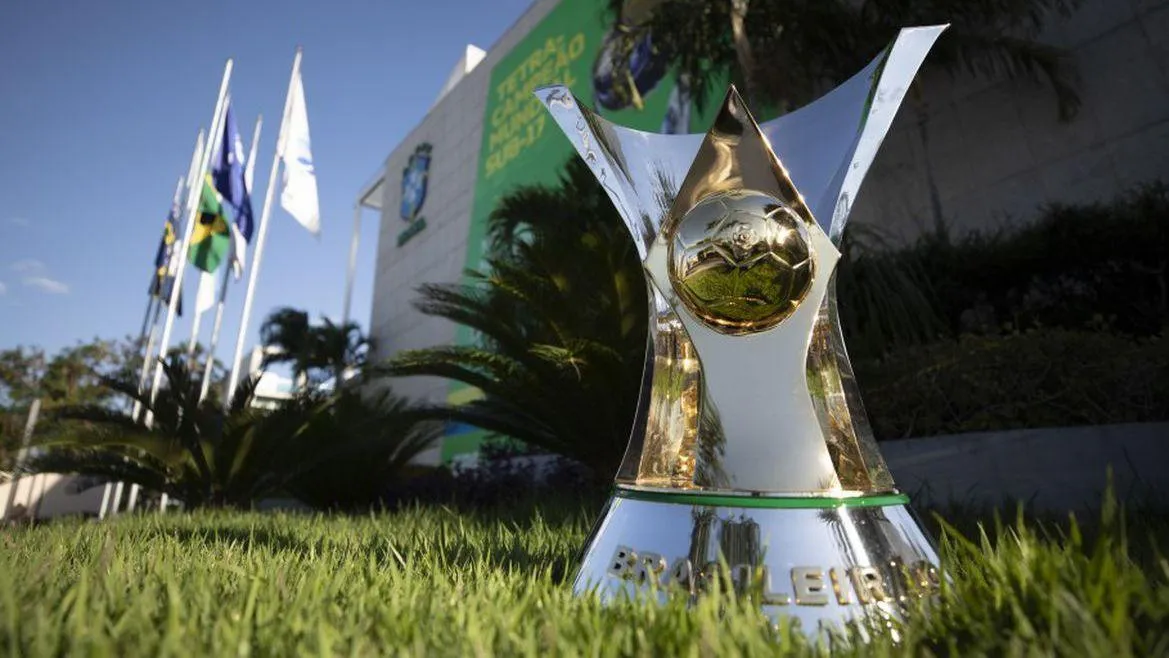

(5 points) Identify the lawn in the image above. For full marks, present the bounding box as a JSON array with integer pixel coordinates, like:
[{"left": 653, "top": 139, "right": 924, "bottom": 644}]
[{"left": 1, "top": 496, "right": 1167, "bottom": 657}]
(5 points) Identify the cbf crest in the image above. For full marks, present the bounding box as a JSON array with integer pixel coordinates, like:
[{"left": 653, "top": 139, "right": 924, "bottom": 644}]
[
  {"left": 398, "top": 143, "right": 432, "bottom": 246},
  {"left": 400, "top": 143, "right": 432, "bottom": 222}
]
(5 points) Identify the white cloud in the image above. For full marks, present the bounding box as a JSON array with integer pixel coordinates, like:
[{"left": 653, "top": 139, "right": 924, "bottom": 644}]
[
  {"left": 10, "top": 259, "right": 68, "bottom": 294},
  {"left": 11, "top": 258, "right": 46, "bottom": 274},
  {"left": 23, "top": 276, "right": 69, "bottom": 295},
  {"left": 6, "top": 217, "right": 30, "bottom": 227},
  {"left": 0, "top": 281, "right": 6, "bottom": 295}
]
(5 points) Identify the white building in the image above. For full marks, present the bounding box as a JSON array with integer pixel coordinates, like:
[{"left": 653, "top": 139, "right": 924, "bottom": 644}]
[{"left": 357, "top": 0, "right": 1169, "bottom": 466}]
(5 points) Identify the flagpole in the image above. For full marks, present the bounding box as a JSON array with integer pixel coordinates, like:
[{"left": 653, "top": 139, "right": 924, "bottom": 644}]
[
  {"left": 225, "top": 48, "right": 302, "bottom": 404},
  {"left": 199, "top": 114, "right": 263, "bottom": 403},
  {"left": 147, "top": 60, "right": 233, "bottom": 421},
  {"left": 132, "top": 138, "right": 203, "bottom": 421},
  {"left": 128, "top": 292, "right": 158, "bottom": 417},
  {"left": 132, "top": 300, "right": 161, "bottom": 419},
  {"left": 135, "top": 294, "right": 157, "bottom": 377},
  {"left": 341, "top": 203, "right": 361, "bottom": 329},
  {"left": 186, "top": 274, "right": 209, "bottom": 366}
]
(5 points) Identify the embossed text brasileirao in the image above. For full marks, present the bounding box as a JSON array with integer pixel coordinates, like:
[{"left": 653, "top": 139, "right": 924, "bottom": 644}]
[{"left": 608, "top": 545, "right": 942, "bottom": 606}]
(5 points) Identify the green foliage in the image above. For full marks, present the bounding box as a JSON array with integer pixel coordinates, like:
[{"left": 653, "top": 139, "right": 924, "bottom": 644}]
[
  {"left": 0, "top": 338, "right": 133, "bottom": 411},
  {"left": 835, "top": 223, "right": 950, "bottom": 360},
  {"left": 0, "top": 498, "right": 1165, "bottom": 655},
  {"left": 887, "top": 182, "right": 1169, "bottom": 341},
  {"left": 25, "top": 357, "right": 435, "bottom": 509},
  {"left": 0, "top": 336, "right": 233, "bottom": 470},
  {"left": 379, "top": 157, "right": 648, "bottom": 480},
  {"left": 856, "top": 328, "right": 1169, "bottom": 439},
  {"left": 605, "top": 0, "right": 1082, "bottom": 118},
  {"left": 842, "top": 184, "right": 1169, "bottom": 438},
  {"left": 281, "top": 390, "right": 441, "bottom": 510},
  {"left": 0, "top": 409, "right": 30, "bottom": 473}
]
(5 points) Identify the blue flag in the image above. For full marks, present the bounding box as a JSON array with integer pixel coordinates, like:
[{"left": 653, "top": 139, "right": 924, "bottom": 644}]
[
  {"left": 211, "top": 104, "right": 254, "bottom": 243},
  {"left": 149, "top": 200, "right": 184, "bottom": 316}
]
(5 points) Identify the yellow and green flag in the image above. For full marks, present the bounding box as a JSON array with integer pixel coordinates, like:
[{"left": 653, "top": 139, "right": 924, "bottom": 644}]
[{"left": 188, "top": 173, "right": 232, "bottom": 272}]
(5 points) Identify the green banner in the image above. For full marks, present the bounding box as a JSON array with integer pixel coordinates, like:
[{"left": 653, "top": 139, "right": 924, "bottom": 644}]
[{"left": 442, "top": 0, "right": 718, "bottom": 462}]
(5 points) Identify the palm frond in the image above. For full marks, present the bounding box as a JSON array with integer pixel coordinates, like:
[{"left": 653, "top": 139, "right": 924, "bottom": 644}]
[{"left": 24, "top": 447, "right": 172, "bottom": 494}]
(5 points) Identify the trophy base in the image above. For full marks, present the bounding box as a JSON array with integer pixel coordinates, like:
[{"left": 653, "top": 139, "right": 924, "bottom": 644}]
[{"left": 573, "top": 487, "right": 942, "bottom": 636}]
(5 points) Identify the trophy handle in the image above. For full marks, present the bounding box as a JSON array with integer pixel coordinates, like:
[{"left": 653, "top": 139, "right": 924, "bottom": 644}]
[{"left": 757, "top": 25, "right": 947, "bottom": 242}]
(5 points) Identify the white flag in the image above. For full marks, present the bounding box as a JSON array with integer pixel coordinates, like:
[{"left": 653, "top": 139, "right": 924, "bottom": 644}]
[
  {"left": 280, "top": 71, "right": 320, "bottom": 235},
  {"left": 196, "top": 270, "right": 217, "bottom": 315},
  {"left": 228, "top": 223, "right": 247, "bottom": 280}
]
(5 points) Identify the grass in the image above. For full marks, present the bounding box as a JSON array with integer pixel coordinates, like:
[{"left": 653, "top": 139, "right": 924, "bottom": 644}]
[{"left": 1, "top": 495, "right": 1167, "bottom": 657}]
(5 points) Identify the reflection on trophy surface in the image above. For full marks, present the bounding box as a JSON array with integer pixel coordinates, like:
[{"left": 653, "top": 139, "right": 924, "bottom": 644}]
[{"left": 539, "top": 25, "right": 950, "bottom": 635}]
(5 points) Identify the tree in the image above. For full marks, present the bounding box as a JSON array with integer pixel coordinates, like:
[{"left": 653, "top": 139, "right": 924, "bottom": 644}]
[
  {"left": 0, "top": 338, "right": 143, "bottom": 412},
  {"left": 162, "top": 342, "right": 225, "bottom": 404},
  {"left": 260, "top": 307, "right": 315, "bottom": 383},
  {"left": 0, "top": 346, "right": 46, "bottom": 410},
  {"left": 314, "top": 318, "right": 373, "bottom": 387},
  {"left": 27, "top": 355, "right": 436, "bottom": 509},
  {"left": 40, "top": 340, "right": 121, "bottom": 408},
  {"left": 378, "top": 157, "right": 648, "bottom": 481},
  {"left": 604, "top": 0, "right": 1082, "bottom": 118},
  {"left": 259, "top": 308, "right": 373, "bottom": 388}
]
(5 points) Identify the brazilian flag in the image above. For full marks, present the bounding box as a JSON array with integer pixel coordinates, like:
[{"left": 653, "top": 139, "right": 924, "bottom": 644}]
[{"left": 188, "top": 173, "right": 233, "bottom": 272}]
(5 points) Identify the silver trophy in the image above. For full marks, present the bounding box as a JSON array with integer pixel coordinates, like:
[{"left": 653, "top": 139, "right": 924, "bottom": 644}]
[{"left": 536, "top": 25, "right": 948, "bottom": 633}]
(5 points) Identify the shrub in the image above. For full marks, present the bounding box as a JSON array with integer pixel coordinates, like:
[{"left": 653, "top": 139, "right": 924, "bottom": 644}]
[
  {"left": 859, "top": 182, "right": 1169, "bottom": 346},
  {"left": 856, "top": 328, "right": 1169, "bottom": 439}
]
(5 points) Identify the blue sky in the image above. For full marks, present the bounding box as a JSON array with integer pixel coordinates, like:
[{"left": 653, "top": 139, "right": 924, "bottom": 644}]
[{"left": 0, "top": 0, "right": 532, "bottom": 360}]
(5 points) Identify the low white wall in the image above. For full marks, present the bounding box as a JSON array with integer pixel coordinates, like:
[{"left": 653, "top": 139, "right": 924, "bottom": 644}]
[
  {"left": 0, "top": 474, "right": 107, "bottom": 521},
  {"left": 485, "top": 422, "right": 1169, "bottom": 513},
  {"left": 883, "top": 422, "right": 1169, "bottom": 511}
]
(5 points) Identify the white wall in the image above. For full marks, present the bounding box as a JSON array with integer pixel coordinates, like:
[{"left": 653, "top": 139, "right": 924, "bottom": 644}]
[
  {"left": 368, "top": 0, "right": 561, "bottom": 463},
  {"left": 857, "top": 0, "right": 1169, "bottom": 238},
  {"left": 0, "top": 474, "right": 106, "bottom": 521},
  {"left": 882, "top": 422, "right": 1169, "bottom": 511}
]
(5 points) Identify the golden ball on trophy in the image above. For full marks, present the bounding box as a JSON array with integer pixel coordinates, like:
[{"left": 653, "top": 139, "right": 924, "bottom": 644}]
[{"left": 669, "top": 190, "right": 814, "bottom": 335}]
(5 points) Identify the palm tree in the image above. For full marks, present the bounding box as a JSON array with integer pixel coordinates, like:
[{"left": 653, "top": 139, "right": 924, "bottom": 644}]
[
  {"left": 314, "top": 318, "right": 373, "bottom": 387},
  {"left": 283, "top": 389, "right": 438, "bottom": 509},
  {"left": 260, "top": 309, "right": 373, "bottom": 389},
  {"left": 604, "top": 0, "right": 1082, "bottom": 117},
  {"left": 30, "top": 356, "right": 236, "bottom": 506},
  {"left": 26, "top": 355, "right": 436, "bottom": 509},
  {"left": 377, "top": 157, "right": 648, "bottom": 481},
  {"left": 260, "top": 307, "right": 315, "bottom": 384}
]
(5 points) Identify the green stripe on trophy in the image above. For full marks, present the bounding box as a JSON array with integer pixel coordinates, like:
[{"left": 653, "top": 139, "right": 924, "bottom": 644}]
[{"left": 614, "top": 488, "right": 911, "bottom": 509}]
